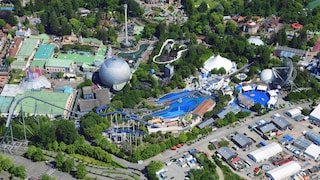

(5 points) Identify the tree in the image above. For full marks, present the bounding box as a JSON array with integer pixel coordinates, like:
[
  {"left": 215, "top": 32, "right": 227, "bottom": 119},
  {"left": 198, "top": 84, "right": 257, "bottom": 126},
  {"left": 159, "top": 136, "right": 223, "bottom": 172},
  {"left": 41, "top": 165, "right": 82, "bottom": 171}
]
[
  {"left": 27, "top": 145, "right": 37, "bottom": 159},
  {"left": 215, "top": 23, "right": 226, "bottom": 34},
  {"left": 10, "top": 166, "right": 26, "bottom": 179},
  {"left": 147, "top": 160, "right": 163, "bottom": 180},
  {"left": 0, "top": 19, "right": 5, "bottom": 28},
  {"left": 53, "top": 140, "right": 59, "bottom": 152},
  {"left": 5, "top": 57, "right": 14, "bottom": 66},
  {"left": 48, "top": 10, "right": 60, "bottom": 34},
  {"left": 75, "top": 162, "right": 87, "bottom": 179},
  {"left": 1, "top": 157, "right": 13, "bottom": 171},
  {"left": 60, "top": 17, "right": 72, "bottom": 36},
  {"left": 143, "top": 23, "right": 156, "bottom": 39},
  {"left": 179, "top": 132, "right": 188, "bottom": 143},
  {"left": 62, "top": 158, "right": 74, "bottom": 173},
  {"left": 225, "top": 20, "right": 238, "bottom": 34},
  {"left": 57, "top": 72, "right": 64, "bottom": 79},
  {"left": 55, "top": 120, "right": 78, "bottom": 144},
  {"left": 55, "top": 152, "right": 64, "bottom": 170},
  {"left": 41, "top": 174, "right": 52, "bottom": 180},
  {"left": 197, "top": 2, "right": 208, "bottom": 12}
]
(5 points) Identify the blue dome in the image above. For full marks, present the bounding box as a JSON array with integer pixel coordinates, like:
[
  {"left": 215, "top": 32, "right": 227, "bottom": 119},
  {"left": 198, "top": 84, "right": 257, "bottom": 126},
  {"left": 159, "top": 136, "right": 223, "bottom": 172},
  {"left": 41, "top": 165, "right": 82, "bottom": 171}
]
[{"left": 99, "top": 57, "right": 131, "bottom": 90}]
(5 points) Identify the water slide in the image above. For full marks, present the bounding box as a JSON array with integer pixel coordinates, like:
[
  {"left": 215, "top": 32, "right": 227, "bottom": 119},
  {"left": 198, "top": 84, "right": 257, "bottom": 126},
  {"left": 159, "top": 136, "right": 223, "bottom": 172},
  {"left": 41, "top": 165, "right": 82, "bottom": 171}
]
[{"left": 152, "top": 39, "right": 188, "bottom": 64}]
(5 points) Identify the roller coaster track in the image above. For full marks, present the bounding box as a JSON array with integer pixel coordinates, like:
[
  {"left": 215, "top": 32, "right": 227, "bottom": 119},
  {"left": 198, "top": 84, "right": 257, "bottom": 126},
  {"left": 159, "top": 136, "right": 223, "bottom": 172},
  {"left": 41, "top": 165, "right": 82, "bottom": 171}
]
[
  {"left": 1, "top": 95, "right": 83, "bottom": 145},
  {"left": 96, "top": 105, "right": 159, "bottom": 128}
]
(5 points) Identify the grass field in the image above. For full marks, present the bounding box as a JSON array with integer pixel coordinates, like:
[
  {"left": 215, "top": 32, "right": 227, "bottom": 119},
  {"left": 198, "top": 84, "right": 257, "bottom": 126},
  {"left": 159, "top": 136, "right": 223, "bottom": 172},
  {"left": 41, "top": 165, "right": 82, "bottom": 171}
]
[
  {"left": 194, "top": 0, "right": 218, "bottom": 9},
  {"left": 307, "top": 0, "right": 320, "bottom": 9}
]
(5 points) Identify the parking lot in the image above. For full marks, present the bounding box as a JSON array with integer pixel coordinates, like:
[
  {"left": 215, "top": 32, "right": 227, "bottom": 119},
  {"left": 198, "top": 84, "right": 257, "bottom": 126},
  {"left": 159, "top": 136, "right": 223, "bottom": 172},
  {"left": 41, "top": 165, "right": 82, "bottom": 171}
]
[
  {"left": 214, "top": 108, "right": 320, "bottom": 179},
  {"left": 159, "top": 150, "right": 202, "bottom": 180}
]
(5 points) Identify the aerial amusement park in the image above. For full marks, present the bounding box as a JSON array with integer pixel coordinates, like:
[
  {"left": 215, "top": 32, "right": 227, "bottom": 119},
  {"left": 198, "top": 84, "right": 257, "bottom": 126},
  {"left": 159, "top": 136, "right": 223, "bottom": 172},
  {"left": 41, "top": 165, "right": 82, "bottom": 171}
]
[{"left": 0, "top": 2, "right": 299, "bottom": 155}]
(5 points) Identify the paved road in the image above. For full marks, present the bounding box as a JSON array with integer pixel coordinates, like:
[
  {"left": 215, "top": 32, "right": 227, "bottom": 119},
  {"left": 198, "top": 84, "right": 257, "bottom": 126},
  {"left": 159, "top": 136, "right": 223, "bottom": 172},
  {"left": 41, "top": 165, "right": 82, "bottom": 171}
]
[{"left": 140, "top": 101, "right": 312, "bottom": 164}]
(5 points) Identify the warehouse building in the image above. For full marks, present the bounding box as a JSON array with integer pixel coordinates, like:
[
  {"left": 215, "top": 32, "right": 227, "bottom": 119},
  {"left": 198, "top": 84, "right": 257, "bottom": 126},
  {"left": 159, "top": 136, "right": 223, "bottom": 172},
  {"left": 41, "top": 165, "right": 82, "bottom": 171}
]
[
  {"left": 304, "top": 131, "right": 320, "bottom": 145},
  {"left": 293, "top": 137, "right": 312, "bottom": 150},
  {"left": 266, "top": 161, "right": 301, "bottom": 180},
  {"left": 216, "top": 147, "right": 237, "bottom": 161},
  {"left": 309, "top": 104, "right": 320, "bottom": 125},
  {"left": 304, "top": 144, "right": 320, "bottom": 160},
  {"left": 286, "top": 108, "right": 301, "bottom": 118},
  {"left": 232, "top": 134, "right": 252, "bottom": 149},
  {"left": 247, "top": 142, "right": 282, "bottom": 163},
  {"left": 271, "top": 116, "right": 291, "bottom": 130}
]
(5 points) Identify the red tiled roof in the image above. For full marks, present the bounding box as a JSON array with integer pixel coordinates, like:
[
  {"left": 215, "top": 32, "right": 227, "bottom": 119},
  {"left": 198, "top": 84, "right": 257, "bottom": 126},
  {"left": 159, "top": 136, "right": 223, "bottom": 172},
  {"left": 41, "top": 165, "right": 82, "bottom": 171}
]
[{"left": 193, "top": 99, "right": 216, "bottom": 116}]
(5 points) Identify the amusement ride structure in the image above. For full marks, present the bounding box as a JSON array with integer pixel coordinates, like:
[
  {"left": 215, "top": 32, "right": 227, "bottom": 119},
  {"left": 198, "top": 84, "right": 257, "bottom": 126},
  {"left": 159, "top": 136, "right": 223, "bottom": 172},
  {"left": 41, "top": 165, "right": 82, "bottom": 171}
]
[{"left": 0, "top": 95, "right": 82, "bottom": 153}]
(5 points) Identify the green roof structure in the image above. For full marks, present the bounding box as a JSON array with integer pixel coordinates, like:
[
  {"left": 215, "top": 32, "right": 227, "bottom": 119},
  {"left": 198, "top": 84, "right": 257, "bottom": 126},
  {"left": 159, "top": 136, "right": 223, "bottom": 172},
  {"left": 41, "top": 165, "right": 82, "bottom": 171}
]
[
  {"left": 81, "top": 37, "right": 102, "bottom": 45},
  {"left": 57, "top": 54, "right": 95, "bottom": 64},
  {"left": 16, "top": 38, "right": 39, "bottom": 61},
  {"left": 0, "top": 96, "right": 14, "bottom": 113},
  {"left": 46, "top": 59, "right": 73, "bottom": 68},
  {"left": 30, "top": 34, "right": 50, "bottom": 44},
  {"left": 31, "top": 60, "right": 46, "bottom": 69},
  {"left": 94, "top": 45, "right": 107, "bottom": 63},
  {"left": 11, "top": 60, "right": 27, "bottom": 69},
  {"left": 16, "top": 90, "right": 72, "bottom": 116},
  {"left": 33, "top": 44, "right": 55, "bottom": 60}
]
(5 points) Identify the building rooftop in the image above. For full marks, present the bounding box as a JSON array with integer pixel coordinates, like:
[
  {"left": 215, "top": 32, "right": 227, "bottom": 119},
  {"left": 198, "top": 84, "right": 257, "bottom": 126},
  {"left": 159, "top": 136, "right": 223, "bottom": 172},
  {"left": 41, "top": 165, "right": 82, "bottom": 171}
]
[
  {"left": 232, "top": 133, "right": 252, "bottom": 148},
  {"left": 9, "top": 37, "right": 24, "bottom": 58},
  {"left": 94, "top": 45, "right": 107, "bottom": 63},
  {"left": 31, "top": 60, "right": 46, "bottom": 69},
  {"left": 46, "top": 59, "right": 73, "bottom": 68},
  {"left": 0, "top": 84, "right": 22, "bottom": 97},
  {"left": 257, "top": 123, "right": 277, "bottom": 134},
  {"left": 217, "top": 105, "right": 241, "bottom": 119},
  {"left": 16, "top": 38, "right": 39, "bottom": 60},
  {"left": 293, "top": 137, "right": 312, "bottom": 150},
  {"left": 82, "top": 86, "right": 93, "bottom": 94},
  {"left": 216, "top": 146, "right": 237, "bottom": 161},
  {"left": 192, "top": 99, "right": 215, "bottom": 117},
  {"left": 57, "top": 54, "right": 95, "bottom": 64},
  {"left": 94, "top": 88, "right": 110, "bottom": 105},
  {"left": 305, "top": 131, "right": 320, "bottom": 144},
  {"left": 81, "top": 37, "right": 102, "bottom": 45},
  {"left": 16, "top": 89, "right": 72, "bottom": 115},
  {"left": 197, "top": 118, "right": 215, "bottom": 129},
  {"left": 272, "top": 116, "right": 291, "bottom": 130},
  {"left": 33, "top": 44, "right": 55, "bottom": 60},
  {"left": 0, "top": 96, "right": 14, "bottom": 113}
]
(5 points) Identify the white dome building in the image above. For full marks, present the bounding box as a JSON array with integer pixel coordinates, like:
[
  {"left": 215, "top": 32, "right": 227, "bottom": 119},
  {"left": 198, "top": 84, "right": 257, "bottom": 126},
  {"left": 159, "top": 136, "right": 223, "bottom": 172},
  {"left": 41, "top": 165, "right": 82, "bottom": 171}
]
[
  {"left": 260, "top": 69, "right": 275, "bottom": 83},
  {"left": 99, "top": 57, "right": 131, "bottom": 91},
  {"left": 248, "top": 37, "right": 264, "bottom": 46},
  {"left": 203, "top": 55, "right": 234, "bottom": 74}
]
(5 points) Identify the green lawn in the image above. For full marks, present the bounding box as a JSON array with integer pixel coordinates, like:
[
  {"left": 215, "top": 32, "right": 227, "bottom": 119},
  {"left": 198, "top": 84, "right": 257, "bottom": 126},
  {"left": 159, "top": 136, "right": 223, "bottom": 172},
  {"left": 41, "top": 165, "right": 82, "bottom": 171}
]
[{"left": 307, "top": 0, "right": 320, "bottom": 9}]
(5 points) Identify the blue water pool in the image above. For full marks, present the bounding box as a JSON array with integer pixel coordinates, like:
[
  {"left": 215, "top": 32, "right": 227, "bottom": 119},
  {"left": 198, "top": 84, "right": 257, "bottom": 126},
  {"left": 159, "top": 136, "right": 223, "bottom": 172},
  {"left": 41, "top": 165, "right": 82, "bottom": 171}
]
[
  {"left": 158, "top": 90, "right": 192, "bottom": 104},
  {"left": 241, "top": 90, "right": 270, "bottom": 107},
  {"left": 153, "top": 91, "right": 210, "bottom": 119}
]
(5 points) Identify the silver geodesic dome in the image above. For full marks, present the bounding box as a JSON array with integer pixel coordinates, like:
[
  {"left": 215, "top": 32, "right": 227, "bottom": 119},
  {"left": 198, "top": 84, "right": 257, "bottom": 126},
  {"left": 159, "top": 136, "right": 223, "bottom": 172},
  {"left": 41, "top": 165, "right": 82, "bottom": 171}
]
[{"left": 99, "top": 57, "right": 131, "bottom": 90}]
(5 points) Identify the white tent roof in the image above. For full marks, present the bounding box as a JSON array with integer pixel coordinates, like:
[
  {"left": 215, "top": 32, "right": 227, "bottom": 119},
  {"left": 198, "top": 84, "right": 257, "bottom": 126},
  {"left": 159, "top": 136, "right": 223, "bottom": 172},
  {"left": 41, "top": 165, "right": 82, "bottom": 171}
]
[
  {"left": 248, "top": 37, "right": 264, "bottom": 46},
  {"left": 248, "top": 142, "right": 282, "bottom": 162},
  {"left": 268, "top": 97, "right": 277, "bottom": 106},
  {"left": 304, "top": 144, "right": 320, "bottom": 160},
  {"left": 268, "top": 90, "right": 278, "bottom": 97},
  {"left": 204, "top": 55, "right": 233, "bottom": 73},
  {"left": 242, "top": 85, "right": 252, "bottom": 92},
  {"left": 257, "top": 85, "right": 267, "bottom": 91},
  {"left": 266, "top": 161, "right": 301, "bottom": 180},
  {"left": 286, "top": 108, "right": 301, "bottom": 117},
  {"left": 309, "top": 104, "right": 320, "bottom": 121}
]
